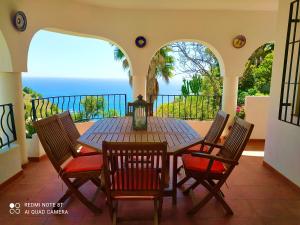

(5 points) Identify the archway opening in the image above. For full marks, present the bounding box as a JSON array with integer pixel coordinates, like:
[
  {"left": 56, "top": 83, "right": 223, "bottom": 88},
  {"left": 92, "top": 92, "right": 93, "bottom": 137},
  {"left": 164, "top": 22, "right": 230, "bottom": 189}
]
[
  {"left": 235, "top": 42, "right": 274, "bottom": 140},
  {"left": 237, "top": 43, "right": 274, "bottom": 118},
  {"left": 147, "top": 41, "right": 223, "bottom": 121},
  {"left": 24, "top": 29, "right": 131, "bottom": 137},
  {"left": 25, "top": 29, "right": 131, "bottom": 95}
]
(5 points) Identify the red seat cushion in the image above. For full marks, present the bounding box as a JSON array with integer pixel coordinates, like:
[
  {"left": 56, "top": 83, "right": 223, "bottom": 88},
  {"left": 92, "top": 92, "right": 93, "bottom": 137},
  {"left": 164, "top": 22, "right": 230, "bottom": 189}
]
[
  {"left": 182, "top": 154, "right": 225, "bottom": 174},
  {"left": 188, "top": 144, "right": 209, "bottom": 152},
  {"left": 78, "top": 146, "right": 99, "bottom": 156},
  {"left": 113, "top": 168, "right": 160, "bottom": 190},
  {"left": 63, "top": 155, "right": 103, "bottom": 173}
]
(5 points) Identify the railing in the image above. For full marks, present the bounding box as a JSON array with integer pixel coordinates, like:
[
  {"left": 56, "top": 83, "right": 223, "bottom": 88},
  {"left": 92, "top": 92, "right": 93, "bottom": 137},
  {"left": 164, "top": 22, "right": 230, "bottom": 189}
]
[
  {"left": 31, "top": 94, "right": 127, "bottom": 122},
  {"left": 30, "top": 93, "right": 222, "bottom": 122},
  {"left": 150, "top": 94, "right": 222, "bottom": 120},
  {"left": 0, "top": 103, "right": 17, "bottom": 149}
]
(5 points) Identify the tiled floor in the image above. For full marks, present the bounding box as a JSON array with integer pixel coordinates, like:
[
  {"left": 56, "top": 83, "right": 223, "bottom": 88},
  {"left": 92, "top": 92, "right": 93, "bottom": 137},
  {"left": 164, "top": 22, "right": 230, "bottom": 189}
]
[{"left": 0, "top": 144, "right": 300, "bottom": 225}]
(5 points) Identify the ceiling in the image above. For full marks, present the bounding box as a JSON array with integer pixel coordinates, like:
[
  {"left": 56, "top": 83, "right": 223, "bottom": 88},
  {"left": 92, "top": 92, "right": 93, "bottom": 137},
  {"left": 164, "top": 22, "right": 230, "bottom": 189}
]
[{"left": 72, "top": 0, "right": 279, "bottom": 11}]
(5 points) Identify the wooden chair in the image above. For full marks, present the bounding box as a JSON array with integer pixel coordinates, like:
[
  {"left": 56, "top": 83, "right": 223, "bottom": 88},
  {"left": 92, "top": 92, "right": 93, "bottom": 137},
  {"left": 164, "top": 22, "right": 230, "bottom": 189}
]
[
  {"left": 102, "top": 141, "right": 167, "bottom": 225},
  {"left": 58, "top": 111, "right": 99, "bottom": 156},
  {"left": 127, "top": 102, "right": 154, "bottom": 116},
  {"left": 177, "top": 111, "right": 229, "bottom": 186},
  {"left": 181, "top": 118, "right": 254, "bottom": 215},
  {"left": 33, "top": 115, "right": 103, "bottom": 213}
]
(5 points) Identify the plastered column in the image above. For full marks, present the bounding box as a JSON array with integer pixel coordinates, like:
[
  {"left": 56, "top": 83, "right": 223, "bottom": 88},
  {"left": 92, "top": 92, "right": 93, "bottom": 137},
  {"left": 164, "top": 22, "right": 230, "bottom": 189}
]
[
  {"left": 0, "top": 72, "right": 28, "bottom": 164},
  {"left": 222, "top": 75, "right": 239, "bottom": 128},
  {"left": 132, "top": 73, "right": 147, "bottom": 100},
  {"left": 131, "top": 55, "right": 149, "bottom": 101}
]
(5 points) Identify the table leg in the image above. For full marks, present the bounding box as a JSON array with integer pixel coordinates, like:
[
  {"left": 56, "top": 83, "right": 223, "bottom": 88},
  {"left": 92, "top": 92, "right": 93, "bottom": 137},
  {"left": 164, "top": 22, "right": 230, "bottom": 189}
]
[{"left": 172, "top": 154, "right": 178, "bottom": 205}]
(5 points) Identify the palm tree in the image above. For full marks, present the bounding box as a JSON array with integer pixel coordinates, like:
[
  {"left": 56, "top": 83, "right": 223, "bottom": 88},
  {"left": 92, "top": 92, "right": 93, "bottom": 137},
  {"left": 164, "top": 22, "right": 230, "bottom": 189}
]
[
  {"left": 113, "top": 48, "right": 132, "bottom": 85},
  {"left": 114, "top": 46, "right": 174, "bottom": 101}
]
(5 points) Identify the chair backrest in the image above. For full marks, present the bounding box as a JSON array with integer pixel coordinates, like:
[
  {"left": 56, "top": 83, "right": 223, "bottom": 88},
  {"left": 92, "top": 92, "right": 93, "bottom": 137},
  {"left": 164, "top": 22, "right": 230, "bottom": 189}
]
[
  {"left": 219, "top": 117, "right": 254, "bottom": 162},
  {"left": 204, "top": 110, "right": 229, "bottom": 143},
  {"left": 58, "top": 111, "right": 80, "bottom": 149},
  {"left": 127, "top": 102, "right": 153, "bottom": 116},
  {"left": 33, "top": 115, "right": 74, "bottom": 171},
  {"left": 102, "top": 141, "right": 167, "bottom": 196}
]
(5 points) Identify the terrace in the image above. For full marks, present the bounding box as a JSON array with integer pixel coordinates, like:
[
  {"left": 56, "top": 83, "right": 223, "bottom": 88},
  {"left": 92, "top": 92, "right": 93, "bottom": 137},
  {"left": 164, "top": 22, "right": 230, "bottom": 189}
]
[
  {"left": 1, "top": 143, "right": 300, "bottom": 225},
  {"left": 0, "top": 0, "right": 300, "bottom": 225}
]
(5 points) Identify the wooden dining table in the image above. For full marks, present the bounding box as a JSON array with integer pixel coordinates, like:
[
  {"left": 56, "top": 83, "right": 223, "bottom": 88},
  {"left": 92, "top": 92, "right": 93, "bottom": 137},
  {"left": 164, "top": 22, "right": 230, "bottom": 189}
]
[{"left": 78, "top": 116, "right": 203, "bottom": 204}]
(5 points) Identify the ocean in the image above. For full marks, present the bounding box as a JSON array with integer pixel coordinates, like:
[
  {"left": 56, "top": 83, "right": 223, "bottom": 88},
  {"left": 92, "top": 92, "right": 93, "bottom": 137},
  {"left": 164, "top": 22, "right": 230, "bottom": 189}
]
[{"left": 22, "top": 77, "right": 182, "bottom": 102}]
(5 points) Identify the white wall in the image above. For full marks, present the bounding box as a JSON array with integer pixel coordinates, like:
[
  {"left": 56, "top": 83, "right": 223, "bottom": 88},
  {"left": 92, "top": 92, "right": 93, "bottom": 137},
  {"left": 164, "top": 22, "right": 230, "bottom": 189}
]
[
  {"left": 26, "top": 134, "right": 45, "bottom": 158},
  {"left": 0, "top": 73, "right": 27, "bottom": 164},
  {"left": 0, "top": 30, "right": 12, "bottom": 72},
  {"left": 245, "top": 96, "right": 270, "bottom": 139},
  {"left": 0, "top": 73, "right": 23, "bottom": 184},
  {"left": 0, "top": 144, "right": 22, "bottom": 184},
  {"left": 0, "top": 0, "right": 276, "bottom": 93},
  {"left": 264, "top": 0, "right": 300, "bottom": 187}
]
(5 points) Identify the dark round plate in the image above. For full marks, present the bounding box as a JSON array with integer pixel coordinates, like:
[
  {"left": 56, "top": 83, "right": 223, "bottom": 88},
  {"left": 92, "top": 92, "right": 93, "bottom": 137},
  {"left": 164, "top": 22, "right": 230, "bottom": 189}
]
[
  {"left": 13, "top": 11, "right": 27, "bottom": 32},
  {"left": 135, "top": 36, "right": 147, "bottom": 48}
]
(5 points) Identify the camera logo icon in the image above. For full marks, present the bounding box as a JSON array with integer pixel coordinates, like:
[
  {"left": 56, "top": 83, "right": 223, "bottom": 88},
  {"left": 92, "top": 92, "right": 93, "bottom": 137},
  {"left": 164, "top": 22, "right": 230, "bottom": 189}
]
[{"left": 9, "top": 203, "right": 21, "bottom": 214}]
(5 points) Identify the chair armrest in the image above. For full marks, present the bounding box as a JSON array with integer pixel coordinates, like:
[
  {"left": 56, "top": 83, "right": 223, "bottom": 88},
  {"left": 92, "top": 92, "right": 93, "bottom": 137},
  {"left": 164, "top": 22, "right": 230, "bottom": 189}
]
[
  {"left": 202, "top": 141, "right": 224, "bottom": 149},
  {"left": 191, "top": 152, "right": 238, "bottom": 165},
  {"left": 190, "top": 139, "right": 205, "bottom": 146}
]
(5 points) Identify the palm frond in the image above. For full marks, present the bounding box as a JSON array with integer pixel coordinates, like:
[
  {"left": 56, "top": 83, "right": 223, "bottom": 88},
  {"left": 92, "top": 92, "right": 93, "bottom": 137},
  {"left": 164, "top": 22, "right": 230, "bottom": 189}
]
[{"left": 114, "top": 47, "right": 125, "bottom": 61}]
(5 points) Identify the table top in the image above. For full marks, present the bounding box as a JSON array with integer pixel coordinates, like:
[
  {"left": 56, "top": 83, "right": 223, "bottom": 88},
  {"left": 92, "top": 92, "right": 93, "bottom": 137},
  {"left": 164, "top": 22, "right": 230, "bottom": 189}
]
[{"left": 78, "top": 117, "right": 203, "bottom": 154}]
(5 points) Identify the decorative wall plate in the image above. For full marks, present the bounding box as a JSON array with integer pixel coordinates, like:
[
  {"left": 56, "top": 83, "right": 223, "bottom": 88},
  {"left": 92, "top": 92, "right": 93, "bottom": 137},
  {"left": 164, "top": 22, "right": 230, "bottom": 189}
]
[
  {"left": 135, "top": 36, "right": 147, "bottom": 48},
  {"left": 13, "top": 11, "right": 27, "bottom": 32},
  {"left": 233, "top": 35, "right": 246, "bottom": 48}
]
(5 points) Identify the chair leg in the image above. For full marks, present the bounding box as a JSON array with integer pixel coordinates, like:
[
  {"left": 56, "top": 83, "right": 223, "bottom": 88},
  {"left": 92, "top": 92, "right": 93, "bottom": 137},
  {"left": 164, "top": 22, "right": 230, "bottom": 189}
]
[
  {"left": 172, "top": 154, "right": 178, "bottom": 205},
  {"left": 153, "top": 200, "right": 159, "bottom": 225},
  {"left": 91, "top": 177, "right": 102, "bottom": 187},
  {"left": 207, "top": 179, "right": 225, "bottom": 197},
  {"left": 177, "top": 176, "right": 190, "bottom": 187},
  {"left": 53, "top": 178, "right": 87, "bottom": 210},
  {"left": 177, "top": 165, "right": 183, "bottom": 174},
  {"left": 54, "top": 190, "right": 72, "bottom": 210},
  {"left": 187, "top": 192, "right": 215, "bottom": 215},
  {"left": 200, "top": 180, "right": 230, "bottom": 213},
  {"left": 112, "top": 201, "right": 118, "bottom": 225},
  {"left": 188, "top": 180, "right": 233, "bottom": 215},
  {"left": 213, "top": 192, "right": 233, "bottom": 215},
  {"left": 63, "top": 177, "right": 102, "bottom": 214},
  {"left": 158, "top": 197, "right": 163, "bottom": 219},
  {"left": 182, "top": 180, "right": 200, "bottom": 195}
]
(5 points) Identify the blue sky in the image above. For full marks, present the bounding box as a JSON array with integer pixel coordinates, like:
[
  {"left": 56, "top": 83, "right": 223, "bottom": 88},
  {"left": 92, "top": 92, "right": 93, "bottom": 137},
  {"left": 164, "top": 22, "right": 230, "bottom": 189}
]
[
  {"left": 24, "top": 30, "right": 183, "bottom": 84},
  {"left": 24, "top": 30, "right": 128, "bottom": 79}
]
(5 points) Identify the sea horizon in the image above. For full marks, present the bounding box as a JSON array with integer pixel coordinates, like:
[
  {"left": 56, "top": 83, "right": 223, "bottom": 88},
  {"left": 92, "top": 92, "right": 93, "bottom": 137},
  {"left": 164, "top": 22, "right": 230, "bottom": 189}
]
[{"left": 22, "top": 76, "right": 183, "bottom": 102}]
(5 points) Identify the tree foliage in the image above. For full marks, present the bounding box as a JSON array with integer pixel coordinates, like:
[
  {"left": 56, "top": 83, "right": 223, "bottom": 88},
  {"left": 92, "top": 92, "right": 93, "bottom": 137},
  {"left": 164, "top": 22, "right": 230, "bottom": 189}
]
[
  {"left": 147, "top": 46, "right": 175, "bottom": 100},
  {"left": 114, "top": 46, "right": 175, "bottom": 100},
  {"left": 238, "top": 43, "right": 274, "bottom": 105},
  {"left": 171, "top": 42, "right": 222, "bottom": 96},
  {"left": 23, "top": 87, "right": 43, "bottom": 98},
  {"left": 189, "top": 74, "right": 202, "bottom": 95},
  {"left": 80, "top": 96, "right": 105, "bottom": 120},
  {"left": 113, "top": 48, "right": 132, "bottom": 85},
  {"left": 155, "top": 95, "right": 221, "bottom": 120}
]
